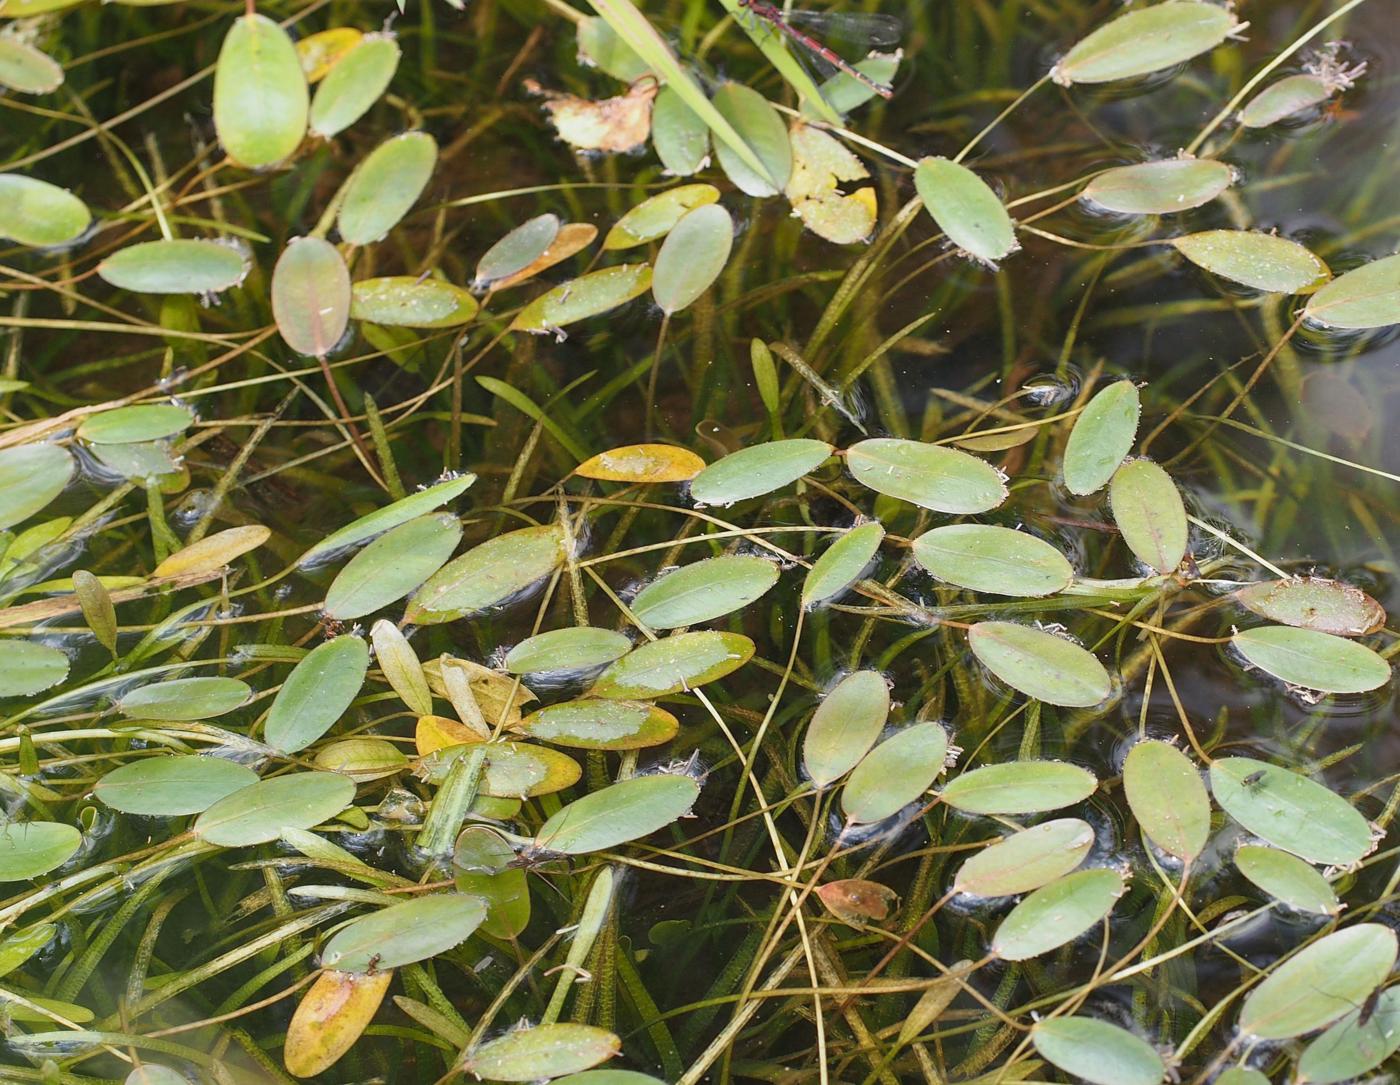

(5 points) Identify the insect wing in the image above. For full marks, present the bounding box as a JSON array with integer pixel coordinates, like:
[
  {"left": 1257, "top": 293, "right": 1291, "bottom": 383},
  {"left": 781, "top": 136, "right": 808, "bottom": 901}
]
[{"left": 784, "top": 10, "right": 903, "bottom": 48}]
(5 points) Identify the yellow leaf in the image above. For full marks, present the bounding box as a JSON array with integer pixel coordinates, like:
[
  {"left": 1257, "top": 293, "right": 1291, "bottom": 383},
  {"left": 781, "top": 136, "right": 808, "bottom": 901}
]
[
  {"left": 152, "top": 525, "right": 271, "bottom": 577},
  {"left": 284, "top": 968, "right": 392, "bottom": 1077},
  {"left": 296, "top": 27, "right": 364, "bottom": 83},
  {"left": 421, "top": 657, "right": 535, "bottom": 728},
  {"left": 416, "top": 714, "right": 485, "bottom": 756},
  {"left": 576, "top": 443, "right": 706, "bottom": 483},
  {"left": 785, "top": 124, "right": 876, "bottom": 246}
]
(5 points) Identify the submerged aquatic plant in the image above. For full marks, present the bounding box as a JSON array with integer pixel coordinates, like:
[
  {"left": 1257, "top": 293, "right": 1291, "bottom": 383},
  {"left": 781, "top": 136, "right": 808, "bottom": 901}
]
[{"left": 0, "top": 0, "right": 1398, "bottom": 1083}]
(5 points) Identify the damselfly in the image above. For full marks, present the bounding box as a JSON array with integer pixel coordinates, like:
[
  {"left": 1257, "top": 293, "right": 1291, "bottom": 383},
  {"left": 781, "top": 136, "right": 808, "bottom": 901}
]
[{"left": 736, "top": 0, "right": 901, "bottom": 100}]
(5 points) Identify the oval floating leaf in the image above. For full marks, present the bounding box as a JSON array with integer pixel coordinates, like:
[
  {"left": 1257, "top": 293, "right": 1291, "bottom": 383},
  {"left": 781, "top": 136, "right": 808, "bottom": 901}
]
[
  {"left": 606, "top": 185, "right": 721, "bottom": 250},
  {"left": 510, "top": 264, "right": 652, "bottom": 334},
  {"left": 324, "top": 513, "right": 461, "bottom": 620},
  {"left": 1123, "top": 740, "right": 1209, "bottom": 861},
  {"left": 315, "top": 737, "right": 407, "bottom": 781},
  {"left": 503, "top": 629, "right": 632, "bottom": 675},
  {"left": 689, "top": 439, "right": 833, "bottom": 506},
  {"left": 194, "top": 772, "right": 356, "bottom": 847},
  {"left": 942, "top": 759, "right": 1097, "bottom": 815},
  {"left": 1031, "top": 1017, "right": 1164, "bottom": 1085},
  {"left": 954, "top": 818, "right": 1094, "bottom": 896},
  {"left": 95, "top": 755, "right": 259, "bottom": 816},
  {"left": 913, "top": 525, "right": 1072, "bottom": 597},
  {"left": 711, "top": 83, "right": 789, "bottom": 197},
  {"left": 284, "top": 969, "right": 392, "bottom": 1078},
  {"left": 1232, "top": 625, "right": 1389, "bottom": 694},
  {"left": 77, "top": 405, "right": 192, "bottom": 445},
  {"left": 802, "top": 670, "right": 890, "bottom": 789},
  {"left": 1239, "top": 72, "right": 1336, "bottom": 128},
  {"left": 0, "top": 175, "right": 90, "bottom": 247},
  {"left": 846, "top": 438, "right": 1007, "bottom": 514},
  {"left": 0, "top": 641, "right": 69, "bottom": 697},
  {"left": 351, "top": 277, "right": 479, "bottom": 328},
  {"left": 118, "top": 676, "right": 251, "bottom": 720},
  {"left": 272, "top": 236, "right": 351, "bottom": 357},
  {"left": 1210, "top": 757, "right": 1374, "bottom": 866},
  {"left": 213, "top": 12, "right": 308, "bottom": 169},
  {"left": 454, "top": 825, "right": 531, "bottom": 939},
  {"left": 299, "top": 476, "right": 474, "bottom": 566},
  {"left": 264, "top": 635, "right": 369, "bottom": 753},
  {"left": 816, "top": 878, "right": 897, "bottom": 926},
  {"left": 993, "top": 868, "right": 1125, "bottom": 960},
  {"left": 309, "top": 33, "right": 400, "bottom": 138},
  {"left": 651, "top": 86, "right": 710, "bottom": 177},
  {"left": 1171, "top": 230, "right": 1330, "bottom": 294},
  {"left": 538, "top": 774, "right": 699, "bottom": 855},
  {"left": 463, "top": 1025, "right": 621, "bottom": 1082},
  {"left": 590, "top": 631, "right": 754, "bottom": 699},
  {"left": 488, "top": 223, "right": 598, "bottom": 292},
  {"left": 1297, "top": 987, "right": 1400, "bottom": 1085},
  {"left": 842, "top": 721, "right": 947, "bottom": 824},
  {"left": 1063, "top": 379, "right": 1140, "bottom": 495},
  {"left": 1216, "top": 1070, "right": 1270, "bottom": 1085},
  {"left": 337, "top": 131, "right": 437, "bottom": 245},
  {"left": 423, "top": 740, "right": 580, "bottom": 799},
  {"left": 1235, "top": 844, "right": 1339, "bottom": 916},
  {"left": 1235, "top": 577, "right": 1384, "bottom": 637},
  {"left": 652, "top": 204, "right": 733, "bottom": 315},
  {"left": 0, "top": 444, "right": 73, "bottom": 530},
  {"left": 518, "top": 700, "right": 678, "bottom": 750},
  {"left": 407, "top": 524, "right": 565, "bottom": 624},
  {"left": 576, "top": 444, "right": 705, "bottom": 484},
  {"left": 802, "top": 521, "right": 884, "bottom": 606},
  {"left": 631, "top": 554, "right": 779, "bottom": 630},
  {"left": 967, "top": 622, "right": 1112, "bottom": 707},
  {"left": 1238, "top": 924, "right": 1396, "bottom": 1040},
  {"left": 296, "top": 26, "right": 362, "bottom": 83},
  {"left": 1051, "top": 2, "right": 1241, "bottom": 85},
  {"left": 576, "top": 16, "right": 649, "bottom": 81},
  {"left": 98, "top": 239, "right": 248, "bottom": 295},
  {"left": 1303, "top": 252, "right": 1400, "bottom": 330},
  {"left": 1110, "top": 458, "right": 1187, "bottom": 574},
  {"left": 0, "top": 37, "right": 63, "bottom": 94},
  {"left": 321, "top": 894, "right": 487, "bottom": 972},
  {"left": 0, "top": 823, "right": 81, "bottom": 882},
  {"left": 913, "top": 157, "right": 1017, "bottom": 264},
  {"left": 154, "top": 525, "right": 271, "bottom": 578},
  {"left": 1083, "top": 159, "right": 1234, "bottom": 215},
  {"left": 476, "top": 214, "right": 561, "bottom": 286}
]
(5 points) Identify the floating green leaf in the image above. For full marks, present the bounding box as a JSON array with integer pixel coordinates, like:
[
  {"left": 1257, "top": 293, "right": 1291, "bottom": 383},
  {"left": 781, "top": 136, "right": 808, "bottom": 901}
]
[
  {"left": 913, "top": 157, "right": 1017, "bottom": 264},
  {"left": 477, "top": 215, "right": 561, "bottom": 286},
  {"left": 1235, "top": 845, "right": 1338, "bottom": 916},
  {"left": 652, "top": 204, "right": 733, "bottom": 315},
  {"left": 803, "top": 670, "right": 890, "bottom": 788},
  {"left": 351, "top": 277, "right": 479, "bottom": 328},
  {"left": 0, "top": 175, "right": 90, "bottom": 247},
  {"left": 1051, "top": 2, "right": 1241, "bottom": 85},
  {"left": 606, "top": 185, "right": 721, "bottom": 250},
  {"left": 689, "top": 439, "right": 833, "bottom": 506},
  {"left": 462, "top": 1024, "right": 621, "bottom": 1082},
  {"left": 511, "top": 264, "right": 652, "bottom": 334},
  {"left": 422, "top": 740, "right": 581, "bottom": 798},
  {"left": 1238, "top": 924, "right": 1396, "bottom": 1040},
  {"left": 1110, "top": 458, "right": 1187, "bottom": 574},
  {"left": 299, "top": 476, "right": 474, "bottom": 566},
  {"left": 1082, "top": 159, "right": 1234, "bottom": 215},
  {"left": 1170, "top": 231, "right": 1330, "bottom": 294},
  {"left": 651, "top": 87, "right": 710, "bottom": 177},
  {"left": 77, "top": 405, "right": 193, "bottom": 445},
  {"left": 309, "top": 33, "right": 400, "bottom": 138},
  {"left": 321, "top": 894, "right": 487, "bottom": 972},
  {"left": 942, "top": 759, "right": 1097, "bottom": 815},
  {"left": 1210, "top": 757, "right": 1374, "bottom": 866},
  {"left": 967, "top": 621, "right": 1112, "bottom": 707},
  {"left": 992, "top": 868, "right": 1125, "bottom": 960},
  {"left": 98, "top": 239, "right": 248, "bottom": 295},
  {"left": 1239, "top": 73, "right": 1337, "bottom": 128},
  {"left": 1234, "top": 577, "right": 1384, "bottom": 636},
  {"left": 802, "top": 521, "right": 884, "bottom": 606},
  {"left": 913, "top": 525, "right": 1072, "bottom": 597},
  {"left": 1063, "top": 379, "right": 1140, "bottom": 495},
  {"left": 846, "top": 438, "right": 1006, "bottom": 514},
  {"left": 1232, "top": 625, "right": 1389, "bottom": 694},
  {"left": 711, "top": 83, "right": 790, "bottom": 197},
  {"left": 590, "top": 631, "right": 754, "bottom": 698},
  {"left": 272, "top": 236, "right": 351, "bottom": 356},
  {"left": 1215, "top": 1071, "right": 1269, "bottom": 1085},
  {"left": 337, "top": 131, "right": 437, "bottom": 245},
  {"left": 213, "top": 12, "right": 308, "bottom": 169},
  {"left": 1030, "top": 1017, "right": 1164, "bottom": 1085},
  {"left": 324, "top": 513, "right": 461, "bottom": 620},
  {"left": 954, "top": 818, "right": 1094, "bottom": 896},
  {"left": 1297, "top": 987, "right": 1400, "bottom": 1084},
  {"left": 842, "top": 721, "right": 947, "bottom": 824},
  {"left": 0, "top": 444, "right": 73, "bottom": 530},
  {"left": 117, "top": 676, "right": 251, "bottom": 720},
  {"left": 194, "top": 772, "right": 356, "bottom": 847},
  {"left": 631, "top": 554, "right": 779, "bottom": 630},
  {"left": 537, "top": 774, "right": 699, "bottom": 854},
  {"left": 407, "top": 524, "right": 565, "bottom": 624},
  {"left": 0, "top": 641, "right": 69, "bottom": 697},
  {"left": 1303, "top": 253, "right": 1400, "bottom": 330},
  {"left": 518, "top": 700, "right": 678, "bottom": 750},
  {"left": 454, "top": 826, "right": 531, "bottom": 939},
  {"left": 0, "top": 823, "right": 81, "bottom": 882},
  {"left": 315, "top": 737, "right": 407, "bottom": 781},
  {"left": 1123, "top": 740, "right": 1209, "bottom": 861},
  {"left": 503, "top": 628, "right": 632, "bottom": 674},
  {"left": 264, "top": 635, "right": 369, "bottom": 753},
  {"left": 95, "top": 755, "right": 259, "bottom": 816},
  {"left": 576, "top": 17, "right": 648, "bottom": 81},
  {"left": 0, "top": 36, "right": 63, "bottom": 94}
]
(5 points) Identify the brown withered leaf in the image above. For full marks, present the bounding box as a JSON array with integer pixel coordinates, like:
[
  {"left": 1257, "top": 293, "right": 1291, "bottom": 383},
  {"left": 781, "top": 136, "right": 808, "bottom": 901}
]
[
  {"left": 816, "top": 878, "right": 898, "bottom": 927},
  {"left": 525, "top": 77, "right": 657, "bottom": 154}
]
